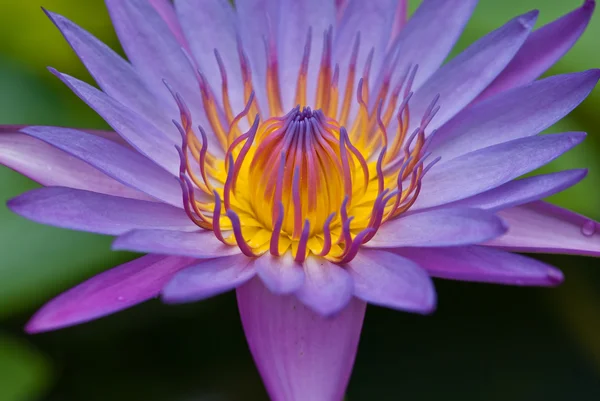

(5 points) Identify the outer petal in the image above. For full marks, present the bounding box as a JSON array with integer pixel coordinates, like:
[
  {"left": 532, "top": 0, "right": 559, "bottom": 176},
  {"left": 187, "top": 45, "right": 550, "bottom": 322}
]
[
  {"left": 347, "top": 249, "right": 436, "bottom": 313},
  {"left": 486, "top": 201, "right": 600, "bottom": 257},
  {"left": 20, "top": 126, "right": 183, "bottom": 207},
  {"left": 367, "top": 208, "right": 507, "bottom": 248},
  {"left": 445, "top": 169, "right": 587, "bottom": 212},
  {"left": 51, "top": 70, "right": 180, "bottom": 174},
  {"left": 104, "top": 0, "right": 209, "bottom": 135},
  {"left": 0, "top": 128, "right": 147, "bottom": 200},
  {"left": 405, "top": 10, "right": 537, "bottom": 136},
  {"left": 237, "top": 278, "right": 366, "bottom": 401},
  {"left": 8, "top": 187, "right": 196, "bottom": 235},
  {"left": 414, "top": 132, "right": 586, "bottom": 209},
  {"left": 255, "top": 253, "right": 305, "bottom": 295},
  {"left": 294, "top": 257, "right": 354, "bottom": 316},
  {"left": 26, "top": 255, "right": 195, "bottom": 333},
  {"left": 397, "top": 246, "right": 563, "bottom": 286},
  {"left": 476, "top": 0, "right": 596, "bottom": 101},
  {"left": 430, "top": 70, "right": 600, "bottom": 161},
  {"left": 382, "top": 0, "right": 477, "bottom": 90},
  {"left": 44, "top": 10, "right": 176, "bottom": 141},
  {"left": 278, "top": 0, "right": 335, "bottom": 109},
  {"left": 112, "top": 229, "right": 241, "bottom": 259},
  {"left": 162, "top": 254, "right": 255, "bottom": 303}
]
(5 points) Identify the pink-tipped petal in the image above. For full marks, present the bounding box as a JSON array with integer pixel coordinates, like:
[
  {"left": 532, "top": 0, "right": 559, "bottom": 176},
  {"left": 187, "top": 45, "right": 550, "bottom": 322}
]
[
  {"left": 237, "top": 278, "right": 366, "bottom": 401},
  {"left": 347, "top": 249, "right": 436, "bottom": 314},
  {"left": 294, "top": 257, "right": 354, "bottom": 316},
  {"left": 476, "top": 0, "right": 596, "bottom": 101},
  {"left": 486, "top": 201, "right": 600, "bottom": 257},
  {"left": 8, "top": 187, "right": 196, "bottom": 235},
  {"left": 0, "top": 128, "right": 147, "bottom": 200},
  {"left": 162, "top": 254, "right": 255, "bottom": 303},
  {"left": 20, "top": 126, "right": 183, "bottom": 207},
  {"left": 255, "top": 253, "right": 305, "bottom": 294},
  {"left": 446, "top": 169, "right": 587, "bottom": 212},
  {"left": 397, "top": 246, "right": 563, "bottom": 286},
  {"left": 26, "top": 255, "right": 195, "bottom": 333},
  {"left": 367, "top": 207, "right": 507, "bottom": 248},
  {"left": 113, "top": 229, "right": 241, "bottom": 259},
  {"left": 415, "top": 132, "right": 586, "bottom": 209},
  {"left": 430, "top": 70, "right": 600, "bottom": 161}
]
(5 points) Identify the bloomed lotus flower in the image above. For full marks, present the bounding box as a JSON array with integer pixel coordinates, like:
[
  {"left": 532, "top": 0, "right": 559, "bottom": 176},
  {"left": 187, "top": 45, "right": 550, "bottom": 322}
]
[{"left": 1, "top": 0, "right": 599, "bottom": 399}]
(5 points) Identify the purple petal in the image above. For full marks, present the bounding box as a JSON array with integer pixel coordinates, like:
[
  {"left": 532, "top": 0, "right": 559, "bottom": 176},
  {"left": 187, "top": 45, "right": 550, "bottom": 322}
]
[
  {"left": 430, "top": 70, "right": 600, "bottom": 161},
  {"left": 44, "top": 10, "right": 178, "bottom": 142},
  {"left": 235, "top": 0, "right": 279, "bottom": 111},
  {"left": 113, "top": 229, "right": 241, "bottom": 259},
  {"left": 50, "top": 70, "right": 180, "bottom": 174},
  {"left": 148, "top": 0, "right": 189, "bottom": 48},
  {"left": 162, "top": 254, "right": 255, "bottom": 303},
  {"left": 389, "top": 0, "right": 408, "bottom": 42},
  {"left": 255, "top": 253, "right": 305, "bottom": 294},
  {"left": 20, "top": 126, "right": 183, "bottom": 207},
  {"left": 366, "top": 208, "right": 507, "bottom": 248},
  {"left": 384, "top": 0, "right": 478, "bottom": 90},
  {"left": 278, "top": 0, "right": 335, "bottom": 109},
  {"left": 347, "top": 249, "right": 436, "bottom": 313},
  {"left": 397, "top": 246, "right": 563, "bottom": 286},
  {"left": 0, "top": 128, "right": 148, "bottom": 200},
  {"left": 8, "top": 187, "right": 196, "bottom": 235},
  {"left": 335, "top": 0, "right": 397, "bottom": 78},
  {"left": 26, "top": 255, "right": 195, "bottom": 333},
  {"left": 294, "top": 257, "right": 354, "bottom": 316},
  {"left": 415, "top": 132, "right": 586, "bottom": 209},
  {"left": 486, "top": 201, "right": 600, "bottom": 257},
  {"left": 476, "top": 0, "right": 596, "bottom": 101},
  {"left": 174, "top": 0, "right": 245, "bottom": 113},
  {"left": 445, "top": 169, "right": 587, "bottom": 212},
  {"left": 237, "top": 278, "right": 366, "bottom": 401},
  {"left": 405, "top": 10, "right": 537, "bottom": 136},
  {"left": 104, "top": 0, "right": 212, "bottom": 143}
]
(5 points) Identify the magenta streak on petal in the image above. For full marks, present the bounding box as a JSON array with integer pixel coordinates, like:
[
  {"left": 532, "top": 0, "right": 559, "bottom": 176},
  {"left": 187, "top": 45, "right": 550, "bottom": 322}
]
[
  {"left": 388, "top": 0, "right": 408, "bottom": 45},
  {"left": 162, "top": 254, "right": 256, "bottom": 303},
  {"left": 26, "top": 255, "right": 195, "bottom": 333},
  {"left": 237, "top": 277, "right": 366, "bottom": 401},
  {"left": 475, "top": 0, "right": 596, "bottom": 102},
  {"left": 485, "top": 201, "right": 600, "bottom": 257},
  {"left": 0, "top": 128, "right": 148, "bottom": 200},
  {"left": 8, "top": 187, "right": 197, "bottom": 236},
  {"left": 396, "top": 246, "right": 563, "bottom": 287}
]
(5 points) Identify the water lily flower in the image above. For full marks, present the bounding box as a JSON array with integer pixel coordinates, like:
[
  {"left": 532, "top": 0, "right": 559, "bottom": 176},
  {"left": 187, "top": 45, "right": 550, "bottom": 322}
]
[{"left": 2, "top": 0, "right": 599, "bottom": 400}]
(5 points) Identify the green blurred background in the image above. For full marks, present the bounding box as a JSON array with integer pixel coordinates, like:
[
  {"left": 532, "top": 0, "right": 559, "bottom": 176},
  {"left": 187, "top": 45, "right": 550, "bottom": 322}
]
[{"left": 0, "top": 0, "right": 599, "bottom": 400}]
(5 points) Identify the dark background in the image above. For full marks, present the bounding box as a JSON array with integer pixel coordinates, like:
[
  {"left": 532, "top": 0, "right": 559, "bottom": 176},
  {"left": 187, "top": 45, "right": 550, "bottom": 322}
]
[{"left": 0, "top": 1, "right": 599, "bottom": 400}]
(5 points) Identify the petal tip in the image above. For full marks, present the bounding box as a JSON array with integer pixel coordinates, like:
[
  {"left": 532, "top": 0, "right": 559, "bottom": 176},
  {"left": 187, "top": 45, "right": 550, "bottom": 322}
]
[
  {"left": 547, "top": 268, "right": 564, "bottom": 286},
  {"left": 583, "top": 0, "right": 596, "bottom": 11},
  {"left": 518, "top": 10, "right": 539, "bottom": 28}
]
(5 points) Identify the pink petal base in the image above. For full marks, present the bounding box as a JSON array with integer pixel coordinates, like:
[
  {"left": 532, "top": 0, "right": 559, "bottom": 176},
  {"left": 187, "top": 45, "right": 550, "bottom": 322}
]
[{"left": 237, "top": 278, "right": 366, "bottom": 401}]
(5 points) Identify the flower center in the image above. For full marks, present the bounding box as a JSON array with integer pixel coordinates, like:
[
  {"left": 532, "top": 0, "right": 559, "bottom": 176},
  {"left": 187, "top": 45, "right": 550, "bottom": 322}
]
[{"left": 170, "top": 27, "right": 440, "bottom": 263}]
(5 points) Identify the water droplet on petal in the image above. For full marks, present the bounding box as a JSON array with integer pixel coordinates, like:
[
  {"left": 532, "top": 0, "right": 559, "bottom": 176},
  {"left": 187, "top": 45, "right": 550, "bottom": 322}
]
[
  {"left": 581, "top": 220, "right": 596, "bottom": 237},
  {"left": 117, "top": 296, "right": 125, "bottom": 302}
]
